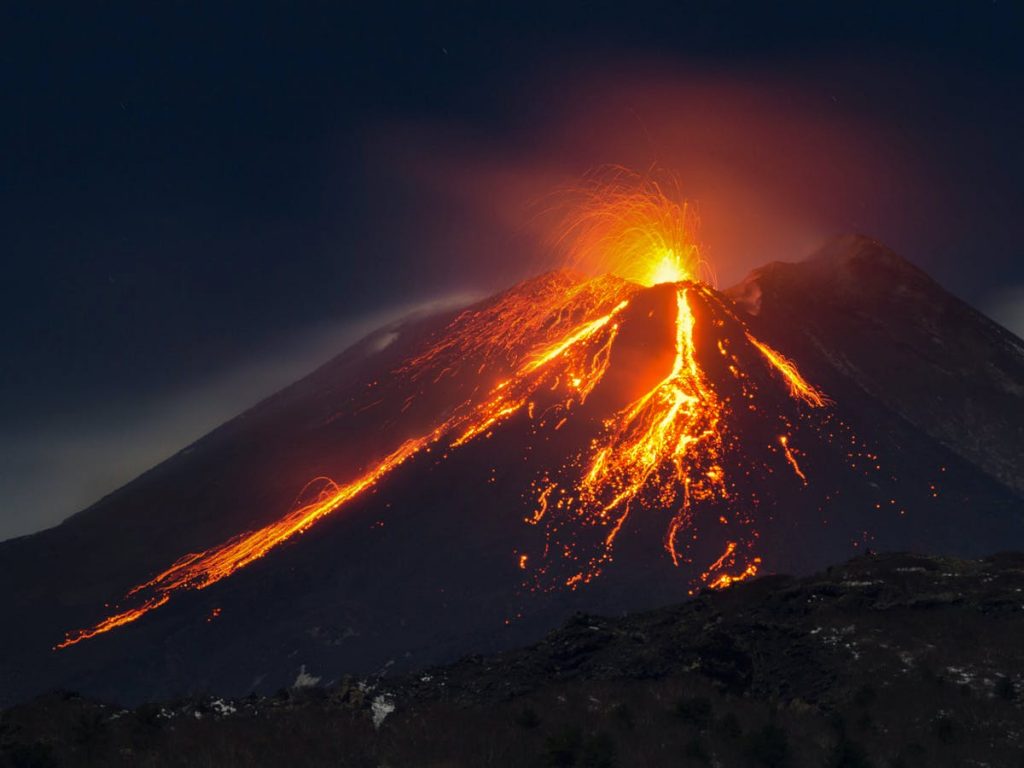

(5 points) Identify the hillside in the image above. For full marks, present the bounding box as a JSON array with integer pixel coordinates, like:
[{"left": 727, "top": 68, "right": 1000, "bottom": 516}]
[{"left": 4, "top": 551, "right": 1024, "bottom": 767}]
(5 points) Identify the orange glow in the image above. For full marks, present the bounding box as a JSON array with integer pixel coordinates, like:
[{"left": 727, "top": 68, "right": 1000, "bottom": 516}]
[
  {"left": 57, "top": 171, "right": 839, "bottom": 649},
  {"left": 746, "top": 334, "right": 828, "bottom": 407},
  {"left": 706, "top": 560, "right": 762, "bottom": 589},
  {"left": 54, "top": 595, "right": 169, "bottom": 649},
  {"left": 556, "top": 167, "right": 711, "bottom": 287},
  {"left": 535, "top": 286, "right": 727, "bottom": 587},
  {"left": 779, "top": 435, "right": 808, "bottom": 484}
]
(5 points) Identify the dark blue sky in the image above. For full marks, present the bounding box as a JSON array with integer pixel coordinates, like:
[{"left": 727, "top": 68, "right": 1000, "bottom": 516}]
[{"left": 2, "top": 2, "right": 1022, "bottom": 538}]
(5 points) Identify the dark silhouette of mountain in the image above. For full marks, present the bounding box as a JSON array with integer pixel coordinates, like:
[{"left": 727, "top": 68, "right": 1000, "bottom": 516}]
[
  {"left": 4, "top": 551, "right": 1024, "bottom": 767},
  {"left": 1, "top": 235, "right": 1021, "bottom": 707}
]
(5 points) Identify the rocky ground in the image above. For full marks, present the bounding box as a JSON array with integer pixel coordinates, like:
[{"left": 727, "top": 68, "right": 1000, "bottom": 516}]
[{"left": 5, "top": 551, "right": 1024, "bottom": 767}]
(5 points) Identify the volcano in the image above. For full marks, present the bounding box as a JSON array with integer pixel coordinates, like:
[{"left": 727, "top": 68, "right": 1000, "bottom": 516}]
[{"left": 2, "top": 234, "right": 1023, "bottom": 706}]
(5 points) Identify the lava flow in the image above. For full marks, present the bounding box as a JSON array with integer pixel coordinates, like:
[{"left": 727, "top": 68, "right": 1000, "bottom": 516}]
[{"left": 58, "top": 168, "right": 842, "bottom": 650}]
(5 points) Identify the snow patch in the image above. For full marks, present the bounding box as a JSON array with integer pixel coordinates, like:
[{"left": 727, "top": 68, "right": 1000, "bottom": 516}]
[
  {"left": 210, "top": 698, "right": 236, "bottom": 716},
  {"left": 947, "top": 666, "right": 976, "bottom": 686},
  {"left": 293, "top": 665, "right": 321, "bottom": 689},
  {"left": 371, "top": 694, "right": 395, "bottom": 729}
]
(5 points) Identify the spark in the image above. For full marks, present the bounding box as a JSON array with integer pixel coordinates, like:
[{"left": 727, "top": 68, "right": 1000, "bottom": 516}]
[{"left": 555, "top": 166, "right": 713, "bottom": 287}]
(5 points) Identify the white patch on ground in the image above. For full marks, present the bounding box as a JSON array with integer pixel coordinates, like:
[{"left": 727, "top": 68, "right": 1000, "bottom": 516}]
[
  {"left": 293, "top": 665, "right": 321, "bottom": 689},
  {"left": 210, "top": 698, "right": 236, "bottom": 716},
  {"left": 896, "top": 567, "right": 926, "bottom": 573},
  {"left": 946, "top": 666, "right": 978, "bottom": 686},
  {"left": 371, "top": 695, "right": 395, "bottom": 729},
  {"left": 817, "top": 625, "right": 855, "bottom": 645},
  {"left": 842, "top": 580, "right": 881, "bottom": 587}
]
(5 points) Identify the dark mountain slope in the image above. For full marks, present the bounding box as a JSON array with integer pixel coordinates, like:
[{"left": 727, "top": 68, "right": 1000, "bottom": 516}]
[{"left": 727, "top": 234, "right": 1024, "bottom": 494}]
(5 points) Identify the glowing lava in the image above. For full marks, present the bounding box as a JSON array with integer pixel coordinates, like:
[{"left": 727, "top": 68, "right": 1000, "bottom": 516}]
[
  {"left": 531, "top": 286, "right": 728, "bottom": 588},
  {"left": 57, "top": 279, "right": 636, "bottom": 649},
  {"left": 556, "top": 166, "right": 712, "bottom": 287},
  {"left": 57, "top": 170, "right": 840, "bottom": 650}
]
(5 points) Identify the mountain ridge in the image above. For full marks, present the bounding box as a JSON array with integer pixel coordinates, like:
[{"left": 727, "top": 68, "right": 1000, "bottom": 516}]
[{"left": 4, "top": 550, "right": 1024, "bottom": 767}]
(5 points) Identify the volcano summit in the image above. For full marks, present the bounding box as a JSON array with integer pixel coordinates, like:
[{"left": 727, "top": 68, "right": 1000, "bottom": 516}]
[{"left": 1, "top": 231, "right": 1023, "bottom": 706}]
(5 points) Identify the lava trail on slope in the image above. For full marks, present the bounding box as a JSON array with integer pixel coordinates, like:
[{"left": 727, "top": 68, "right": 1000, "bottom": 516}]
[
  {"left": 57, "top": 170, "right": 894, "bottom": 650},
  {"left": 56, "top": 267, "right": 882, "bottom": 649}
]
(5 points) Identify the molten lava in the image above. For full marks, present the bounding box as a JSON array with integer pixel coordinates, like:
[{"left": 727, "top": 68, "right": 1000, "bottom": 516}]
[
  {"left": 555, "top": 167, "right": 712, "bottom": 287},
  {"left": 57, "top": 170, "right": 855, "bottom": 650}
]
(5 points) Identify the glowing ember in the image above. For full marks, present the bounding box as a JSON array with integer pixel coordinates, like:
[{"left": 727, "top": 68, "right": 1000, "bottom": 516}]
[
  {"left": 779, "top": 435, "right": 808, "bottom": 485},
  {"left": 57, "top": 170, "right": 843, "bottom": 650},
  {"left": 555, "top": 166, "right": 711, "bottom": 287},
  {"left": 746, "top": 334, "right": 829, "bottom": 407},
  {"left": 530, "top": 286, "right": 727, "bottom": 587}
]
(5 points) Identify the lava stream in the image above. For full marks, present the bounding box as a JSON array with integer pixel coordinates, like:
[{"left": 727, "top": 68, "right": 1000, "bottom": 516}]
[{"left": 57, "top": 287, "right": 633, "bottom": 649}]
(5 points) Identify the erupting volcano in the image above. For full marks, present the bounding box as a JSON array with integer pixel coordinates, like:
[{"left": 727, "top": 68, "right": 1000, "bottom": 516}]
[
  {"left": 4, "top": 170, "right": 1023, "bottom": 706},
  {"left": 57, "top": 171, "right": 861, "bottom": 649}
]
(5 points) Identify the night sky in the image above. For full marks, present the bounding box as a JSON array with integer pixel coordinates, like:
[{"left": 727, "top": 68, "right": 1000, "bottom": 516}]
[{"left": 2, "top": 2, "right": 1022, "bottom": 539}]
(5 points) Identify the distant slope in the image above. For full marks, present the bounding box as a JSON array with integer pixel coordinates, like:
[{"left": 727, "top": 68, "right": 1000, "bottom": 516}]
[{"left": 726, "top": 234, "right": 1024, "bottom": 494}]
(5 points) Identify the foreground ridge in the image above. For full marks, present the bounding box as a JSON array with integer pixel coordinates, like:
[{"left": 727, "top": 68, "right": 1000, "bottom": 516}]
[{"left": 10, "top": 552, "right": 1024, "bottom": 767}]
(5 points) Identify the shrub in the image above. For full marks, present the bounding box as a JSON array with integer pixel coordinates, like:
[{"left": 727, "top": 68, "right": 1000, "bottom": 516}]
[
  {"left": 545, "top": 726, "right": 583, "bottom": 767},
  {"left": 683, "top": 736, "right": 710, "bottom": 764},
  {"left": 830, "top": 736, "right": 872, "bottom": 768},
  {"left": 71, "top": 711, "right": 108, "bottom": 760},
  {"left": 514, "top": 706, "right": 541, "bottom": 729},
  {"left": 8, "top": 742, "right": 57, "bottom": 768},
  {"left": 582, "top": 731, "right": 616, "bottom": 768},
  {"left": 995, "top": 676, "right": 1016, "bottom": 701},
  {"left": 673, "top": 696, "right": 713, "bottom": 729},
  {"left": 743, "top": 722, "right": 790, "bottom": 768},
  {"left": 543, "top": 727, "right": 616, "bottom": 768},
  {"left": 610, "top": 703, "right": 634, "bottom": 731},
  {"left": 716, "top": 711, "right": 742, "bottom": 739},
  {"left": 933, "top": 714, "right": 956, "bottom": 744},
  {"left": 853, "top": 684, "right": 877, "bottom": 709}
]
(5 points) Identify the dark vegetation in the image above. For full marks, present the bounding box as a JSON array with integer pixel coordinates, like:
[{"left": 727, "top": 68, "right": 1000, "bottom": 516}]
[{"left": 4, "top": 551, "right": 1024, "bottom": 767}]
